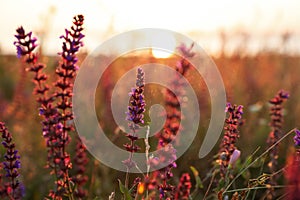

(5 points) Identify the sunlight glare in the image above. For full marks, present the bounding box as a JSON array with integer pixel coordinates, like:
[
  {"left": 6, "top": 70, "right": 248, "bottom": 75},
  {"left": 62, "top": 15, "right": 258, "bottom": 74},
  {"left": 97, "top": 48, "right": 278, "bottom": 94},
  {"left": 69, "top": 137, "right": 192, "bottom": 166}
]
[{"left": 150, "top": 32, "right": 176, "bottom": 58}]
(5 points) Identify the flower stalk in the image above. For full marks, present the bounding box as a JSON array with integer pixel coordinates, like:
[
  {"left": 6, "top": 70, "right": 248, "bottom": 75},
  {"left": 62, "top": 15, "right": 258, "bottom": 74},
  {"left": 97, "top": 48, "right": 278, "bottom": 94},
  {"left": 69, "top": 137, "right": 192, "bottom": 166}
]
[
  {"left": 123, "top": 68, "right": 146, "bottom": 189},
  {"left": 0, "top": 122, "right": 24, "bottom": 199},
  {"left": 266, "top": 90, "right": 289, "bottom": 199},
  {"left": 14, "top": 15, "right": 86, "bottom": 199},
  {"left": 217, "top": 103, "right": 243, "bottom": 179}
]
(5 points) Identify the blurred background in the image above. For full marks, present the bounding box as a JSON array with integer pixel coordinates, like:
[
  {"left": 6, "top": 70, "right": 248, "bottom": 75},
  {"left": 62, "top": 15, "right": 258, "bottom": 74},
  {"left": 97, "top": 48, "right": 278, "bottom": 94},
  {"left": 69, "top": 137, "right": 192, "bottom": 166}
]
[
  {"left": 0, "top": 0, "right": 300, "bottom": 199},
  {"left": 1, "top": 0, "right": 300, "bottom": 56}
]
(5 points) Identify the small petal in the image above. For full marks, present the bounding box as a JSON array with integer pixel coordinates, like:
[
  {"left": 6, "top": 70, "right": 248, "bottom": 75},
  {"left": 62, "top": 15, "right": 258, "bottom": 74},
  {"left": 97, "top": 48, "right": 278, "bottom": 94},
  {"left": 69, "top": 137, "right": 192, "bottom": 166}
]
[
  {"left": 229, "top": 149, "right": 241, "bottom": 165},
  {"left": 294, "top": 129, "right": 300, "bottom": 146}
]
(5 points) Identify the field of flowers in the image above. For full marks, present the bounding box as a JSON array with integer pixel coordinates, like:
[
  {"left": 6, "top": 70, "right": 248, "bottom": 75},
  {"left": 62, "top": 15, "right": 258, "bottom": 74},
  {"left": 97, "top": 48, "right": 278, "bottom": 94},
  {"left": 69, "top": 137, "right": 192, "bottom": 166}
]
[{"left": 0, "top": 15, "right": 299, "bottom": 200}]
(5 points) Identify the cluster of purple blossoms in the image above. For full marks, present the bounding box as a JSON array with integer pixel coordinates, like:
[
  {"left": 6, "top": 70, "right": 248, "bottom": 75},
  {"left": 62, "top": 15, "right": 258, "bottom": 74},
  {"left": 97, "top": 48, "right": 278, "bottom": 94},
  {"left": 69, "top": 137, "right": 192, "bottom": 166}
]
[
  {"left": 145, "top": 43, "right": 195, "bottom": 199},
  {"left": 268, "top": 90, "right": 289, "bottom": 138},
  {"left": 159, "top": 43, "right": 195, "bottom": 146},
  {"left": 126, "top": 68, "right": 146, "bottom": 127},
  {"left": 14, "top": 15, "right": 88, "bottom": 199},
  {"left": 218, "top": 103, "right": 243, "bottom": 178},
  {"left": 0, "top": 122, "right": 24, "bottom": 199},
  {"left": 266, "top": 90, "right": 289, "bottom": 198},
  {"left": 123, "top": 68, "right": 146, "bottom": 190},
  {"left": 47, "top": 15, "right": 85, "bottom": 197},
  {"left": 14, "top": 27, "right": 38, "bottom": 62},
  {"left": 72, "top": 138, "right": 89, "bottom": 199},
  {"left": 291, "top": 129, "right": 300, "bottom": 165},
  {"left": 123, "top": 68, "right": 145, "bottom": 156},
  {"left": 294, "top": 129, "right": 300, "bottom": 147},
  {"left": 148, "top": 143, "right": 177, "bottom": 199},
  {"left": 175, "top": 173, "right": 192, "bottom": 200},
  {"left": 58, "top": 14, "right": 84, "bottom": 65}
]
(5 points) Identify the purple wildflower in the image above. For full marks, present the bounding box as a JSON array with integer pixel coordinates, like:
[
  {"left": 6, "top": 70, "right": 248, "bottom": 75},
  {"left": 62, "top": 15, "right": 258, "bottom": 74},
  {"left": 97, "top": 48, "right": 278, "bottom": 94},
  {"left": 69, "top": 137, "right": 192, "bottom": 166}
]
[
  {"left": 14, "top": 15, "right": 86, "bottom": 199},
  {"left": 175, "top": 173, "right": 192, "bottom": 200},
  {"left": 14, "top": 27, "right": 50, "bottom": 106},
  {"left": 177, "top": 43, "right": 195, "bottom": 59},
  {"left": 53, "top": 13, "right": 85, "bottom": 155},
  {"left": 266, "top": 90, "right": 289, "bottom": 199},
  {"left": 158, "top": 43, "right": 194, "bottom": 146},
  {"left": 229, "top": 149, "right": 241, "bottom": 166},
  {"left": 294, "top": 129, "right": 300, "bottom": 146},
  {"left": 147, "top": 144, "right": 177, "bottom": 198},
  {"left": 126, "top": 68, "right": 146, "bottom": 128},
  {"left": 123, "top": 67, "right": 145, "bottom": 188},
  {"left": 72, "top": 138, "right": 89, "bottom": 199},
  {"left": 124, "top": 67, "right": 145, "bottom": 137},
  {"left": 14, "top": 26, "right": 37, "bottom": 63},
  {"left": 0, "top": 122, "right": 24, "bottom": 199},
  {"left": 46, "top": 14, "right": 85, "bottom": 198},
  {"left": 218, "top": 103, "right": 243, "bottom": 178},
  {"left": 150, "top": 43, "right": 194, "bottom": 199}
]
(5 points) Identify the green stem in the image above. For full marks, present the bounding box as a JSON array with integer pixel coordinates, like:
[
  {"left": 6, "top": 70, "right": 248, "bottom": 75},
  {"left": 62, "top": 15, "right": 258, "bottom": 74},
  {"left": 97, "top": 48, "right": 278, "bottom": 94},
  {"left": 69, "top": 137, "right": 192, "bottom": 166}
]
[
  {"left": 203, "top": 170, "right": 216, "bottom": 200},
  {"left": 223, "top": 128, "right": 296, "bottom": 194},
  {"left": 225, "top": 185, "right": 287, "bottom": 193},
  {"left": 250, "top": 154, "right": 267, "bottom": 200}
]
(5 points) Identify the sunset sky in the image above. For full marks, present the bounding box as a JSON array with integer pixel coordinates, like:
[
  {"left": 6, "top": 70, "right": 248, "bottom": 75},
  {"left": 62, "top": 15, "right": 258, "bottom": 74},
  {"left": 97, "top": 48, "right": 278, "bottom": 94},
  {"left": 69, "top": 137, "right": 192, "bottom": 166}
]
[{"left": 1, "top": 0, "right": 300, "bottom": 55}]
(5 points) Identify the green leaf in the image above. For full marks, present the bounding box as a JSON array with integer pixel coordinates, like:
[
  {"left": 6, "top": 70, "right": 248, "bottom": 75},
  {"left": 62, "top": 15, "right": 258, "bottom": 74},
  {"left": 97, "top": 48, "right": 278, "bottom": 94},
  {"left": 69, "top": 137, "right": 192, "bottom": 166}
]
[
  {"left": 118, "top": 179, "right": 133, "bottom": 200},
  {"left": 190, "top": 166, "right": 203, "bottom": 189}
]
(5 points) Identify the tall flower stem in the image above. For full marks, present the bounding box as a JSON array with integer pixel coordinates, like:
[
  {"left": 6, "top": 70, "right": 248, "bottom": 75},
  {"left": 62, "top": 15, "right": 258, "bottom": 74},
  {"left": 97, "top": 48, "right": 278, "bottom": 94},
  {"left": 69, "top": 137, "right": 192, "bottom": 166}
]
[
  {"left": 218, "top": 103, "right": 243, "bottom": 179},
  {"left": 123, "top": 68, "right": 146, "bottom": 190},
  {"left": 53, "top": 14, "right": 85, "bottom": 197},
  {"left": 175, "top": 173, "right": 192, "bottom": 200},
  {"left": 0, "top": 122, "right": 23, "bottom": 199},
  {"left": 14, "top": 15, "right": 85, "bottom": 199},
  {"left": 266, "top": 90, "right": 289, "bottom": 199},
  {"left": 153, "top": 44, "right": 194, "bottom": 199},
  {"left": 72, "top": 137, "right": 89, "bottom": 199}
]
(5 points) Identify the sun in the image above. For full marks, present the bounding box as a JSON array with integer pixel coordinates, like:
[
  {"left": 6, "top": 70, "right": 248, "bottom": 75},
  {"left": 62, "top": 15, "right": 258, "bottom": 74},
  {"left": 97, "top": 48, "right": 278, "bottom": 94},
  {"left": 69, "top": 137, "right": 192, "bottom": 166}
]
[
  {"left": 150, "top": 32, "right": 176, "bottom": 58},
  {"left": 151, "top": 49, "right": 174, "bottom": 58}
]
